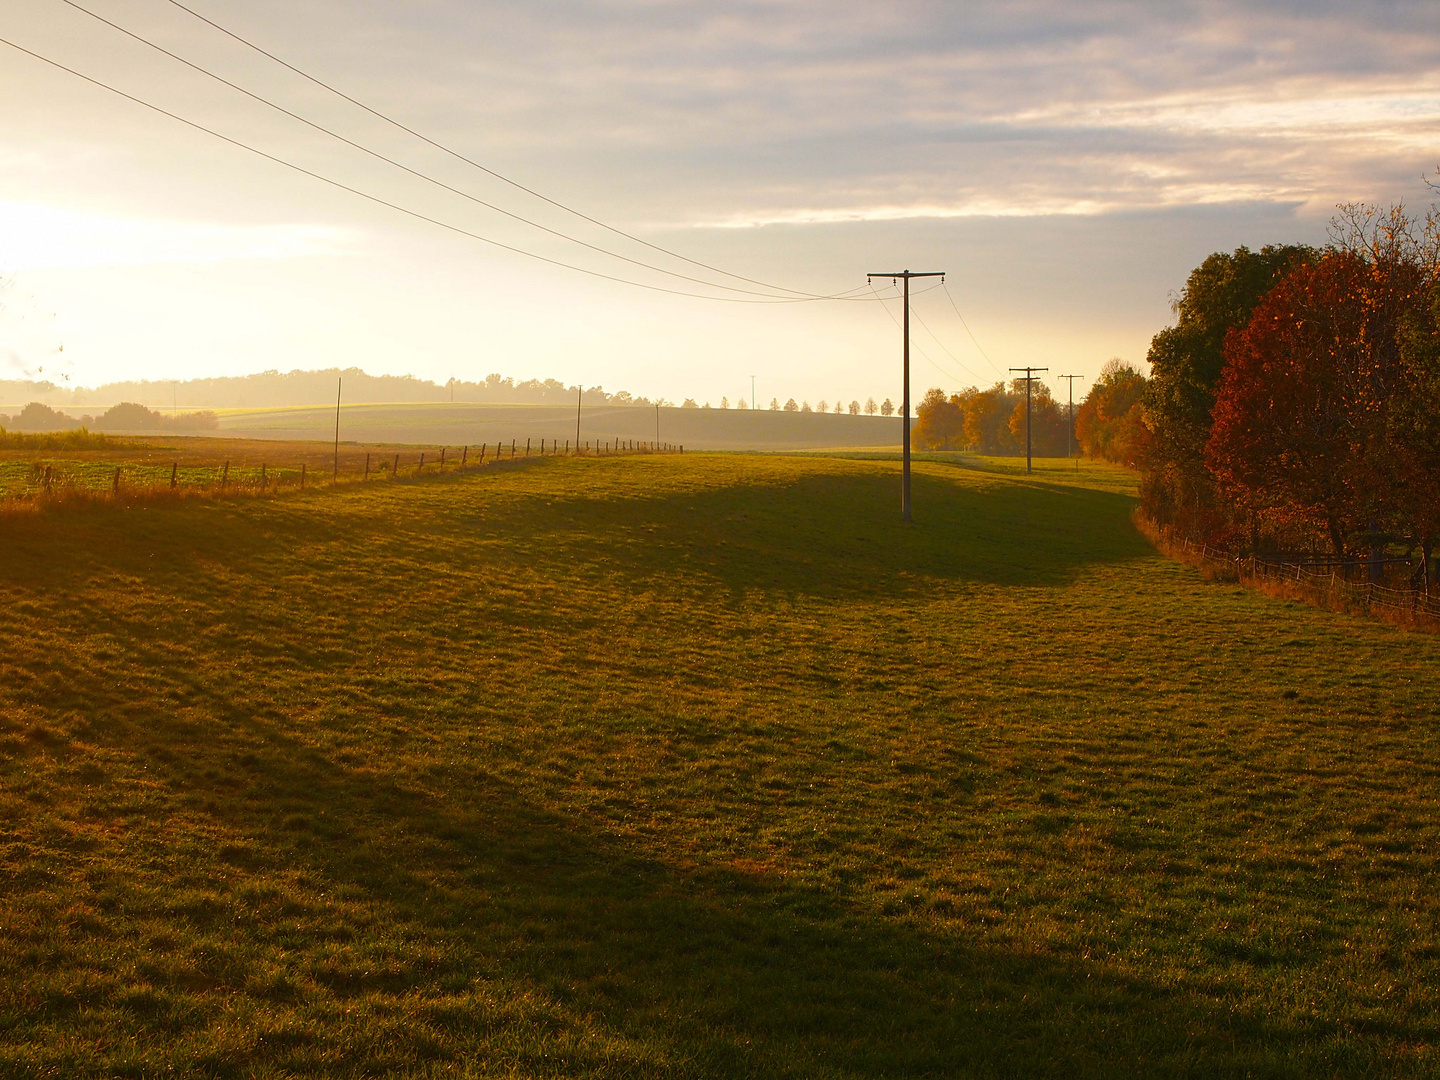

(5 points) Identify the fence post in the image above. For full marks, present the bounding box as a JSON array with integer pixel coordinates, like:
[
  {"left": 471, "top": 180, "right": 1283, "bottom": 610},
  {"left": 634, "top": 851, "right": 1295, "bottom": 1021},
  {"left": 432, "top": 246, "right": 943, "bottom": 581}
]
[
  {"left": 113, "top": 467, "right": 121, "bottom": 494},
  {"left": 393, "top": 453, "right": 400, "bottom": 477},
  {"left": 170, "top": 462, "right": 178, "bottom": 489},
  {"left": 301, "top": 463, "right": 307, "bottom": 489},
  {"left": 261, "top": 463, "right": 267, "bottom": 489},
  {"left": 526, "top": 438, "right": 531, "bottom": 457},
  {"left": 440, "top": 447, "right": 446, "bottom": 471},
  {"left": 461, "top": 446, "right": 467, "bottom": 467},
  {"left": 480, "top": 443, "right": 487, "bottom": 464},
  {"left": 511, "top": 439, "right": 516, "bottom": 459},
  {"left": 418, "top": 452, "right": 425, "bottom": 475},
  {"left": 365, "top": 453, "right": 371, "bottom": 480}
]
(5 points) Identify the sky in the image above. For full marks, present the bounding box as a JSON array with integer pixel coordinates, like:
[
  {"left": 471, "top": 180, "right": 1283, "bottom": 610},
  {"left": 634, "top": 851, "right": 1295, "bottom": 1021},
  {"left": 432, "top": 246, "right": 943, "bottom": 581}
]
[{"left": 1, "top": 0, "right": 1438, "bottom": 406}]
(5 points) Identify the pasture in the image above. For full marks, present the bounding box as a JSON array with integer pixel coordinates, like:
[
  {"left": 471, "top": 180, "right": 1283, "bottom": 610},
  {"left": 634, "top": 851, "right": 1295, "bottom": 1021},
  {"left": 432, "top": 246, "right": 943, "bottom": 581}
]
[{"left": 2, "top": 451, "right": 1438, "bottom": 1077}]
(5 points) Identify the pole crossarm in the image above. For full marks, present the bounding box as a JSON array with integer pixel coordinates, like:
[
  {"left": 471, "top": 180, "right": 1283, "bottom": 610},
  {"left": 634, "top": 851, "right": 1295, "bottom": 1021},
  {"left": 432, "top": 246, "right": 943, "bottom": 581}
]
[{"left": 869, "top": 269, "right": 945, "bottom": 521}]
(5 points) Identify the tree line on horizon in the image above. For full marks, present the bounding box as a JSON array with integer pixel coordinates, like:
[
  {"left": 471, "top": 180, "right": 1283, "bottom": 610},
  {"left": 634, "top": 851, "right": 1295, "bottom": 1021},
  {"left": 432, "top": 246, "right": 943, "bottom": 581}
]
[
  {"left": 917, "top": 201, "right": 1440, "bottom": 578},
  {"left": 0, "top": 367, "right": 897, "bottom": 418}
]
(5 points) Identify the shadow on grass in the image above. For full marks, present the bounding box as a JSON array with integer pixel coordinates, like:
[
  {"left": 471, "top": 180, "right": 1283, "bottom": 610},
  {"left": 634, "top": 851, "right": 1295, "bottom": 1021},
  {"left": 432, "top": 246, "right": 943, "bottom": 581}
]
[
  {"left": 501, "top": 464, "right": 1153, "bottom": 599},
  {"left": 41, "top": 697, "right": 1309, "bottom": 1079}
]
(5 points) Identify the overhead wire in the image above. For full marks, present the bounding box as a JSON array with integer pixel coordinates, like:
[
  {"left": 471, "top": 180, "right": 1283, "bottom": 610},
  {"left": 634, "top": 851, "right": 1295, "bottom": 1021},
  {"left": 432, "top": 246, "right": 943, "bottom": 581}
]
[
  {"left": 56, "top": 0, "right": 877, "bottom": 303},
  {"left": 158, "top": 0, "right": 857, "bottom": 302},
  {"left": 867, "top": 280, "right": 974, "bottom": 389},
  {"left": 907, "top": 302, "right": 989, "bottom": 386},
  {"left": 0, "top": 33, "right": 876, "bottom": 305},
  {"left": 940, "top": 280, "right": 1008, "bottom": 380}
]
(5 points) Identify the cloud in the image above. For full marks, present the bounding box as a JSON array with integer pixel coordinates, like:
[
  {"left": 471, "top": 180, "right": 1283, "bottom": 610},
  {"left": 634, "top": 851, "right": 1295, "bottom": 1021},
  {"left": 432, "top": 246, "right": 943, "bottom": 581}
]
[{"left": 0, "top": 202, "right": 351, "bottom": 270}]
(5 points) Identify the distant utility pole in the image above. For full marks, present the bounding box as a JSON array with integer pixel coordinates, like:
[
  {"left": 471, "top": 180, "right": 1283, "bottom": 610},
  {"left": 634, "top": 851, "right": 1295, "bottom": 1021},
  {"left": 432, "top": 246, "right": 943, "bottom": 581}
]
[
  {"left": 333, "top": 376, "right": 342, "bottom": 480},
  {"left": 656, "top": 401, "right": 660, "bottom": 444},
  {"left": 575, "top": 386, "right": 583, "bottom": 451},
  {"left": 1057, "top": 374, "right": 1082, "bottom": 468},
  {"left": 173, "top": 381, "right": 177, "bottom": 417},
  {"left": 750, "top": 375, "right": 756, "bottom": 412},
  {"left": 1009, "top": 367, "right": 1049, "bottom": 475},
  {"left": 868, "top": 268, "right": 945, "bottom": 521}
]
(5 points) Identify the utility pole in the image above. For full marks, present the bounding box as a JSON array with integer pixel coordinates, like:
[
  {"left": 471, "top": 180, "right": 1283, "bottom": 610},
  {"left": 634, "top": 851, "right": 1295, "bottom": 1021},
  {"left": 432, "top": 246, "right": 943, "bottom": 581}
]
[
  {"left": 656, "top": 401, "right": 660, "bottom": 445},
  {"left": 575, "top": 386, "right": 583, "bottom": 452},
  {"left": 750, "top": 375, "right": 756, "bottom": 412},
  {"left": 1057, "top": 374, "right": 1082, "bottom": 469},
  {"left": 868, "top": 269, "right": 945, "bottom": 521},
  {"left": 333, "top": 376, "right": 342, "bottom": 480},
  {"left": 1008, "top": 367, "right": 1048, "bottom": 474}
]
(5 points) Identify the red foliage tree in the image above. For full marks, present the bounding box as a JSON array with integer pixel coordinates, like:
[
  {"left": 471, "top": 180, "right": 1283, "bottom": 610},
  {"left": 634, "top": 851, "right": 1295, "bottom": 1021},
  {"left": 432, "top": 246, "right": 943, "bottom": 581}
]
[{"left": 1206, "top": 253, "right": 1371, "bottom": 554}]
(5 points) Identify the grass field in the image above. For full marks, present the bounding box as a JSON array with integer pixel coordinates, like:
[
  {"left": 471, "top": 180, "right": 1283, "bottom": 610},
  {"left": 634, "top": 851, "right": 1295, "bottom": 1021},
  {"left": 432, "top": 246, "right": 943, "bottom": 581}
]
[{"left": 2, "top": 451, "right": 1439, "bottom": 1077}]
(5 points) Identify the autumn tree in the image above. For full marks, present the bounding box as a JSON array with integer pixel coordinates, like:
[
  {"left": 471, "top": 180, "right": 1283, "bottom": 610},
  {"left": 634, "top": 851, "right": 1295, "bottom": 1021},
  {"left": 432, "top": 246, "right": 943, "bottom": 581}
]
[
  {"left": 962, "top": 383, "right": 1021, "bottom": 454},
  {"left": 1007, "top": 380, "right": 1068, "bottom": 457},
  {"left": 914, "top": 387, "right": 965, "bottom": 449},
  {"left": 1207, "top": 252, "right": 1374, "bottom": 554},
  {"left": 1075, "top": 360, "right": 1148, "bottom": 465},
  {"left": 1143, "top": 244, "right": 1314, "bottom": 530}
]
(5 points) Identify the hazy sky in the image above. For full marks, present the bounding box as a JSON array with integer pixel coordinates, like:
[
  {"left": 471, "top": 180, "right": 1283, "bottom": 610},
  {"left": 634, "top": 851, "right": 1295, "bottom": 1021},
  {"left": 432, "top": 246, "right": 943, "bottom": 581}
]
[{"left": 2, "top": 0, "right": 1437, "bottom": 405}]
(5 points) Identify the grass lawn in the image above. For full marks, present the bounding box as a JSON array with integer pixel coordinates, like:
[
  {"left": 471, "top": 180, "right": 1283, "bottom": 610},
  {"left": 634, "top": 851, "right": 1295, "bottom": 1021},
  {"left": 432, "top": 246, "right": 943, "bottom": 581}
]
[{"left": 2, "top": 452, "right": 1438, "bottom": 1077}]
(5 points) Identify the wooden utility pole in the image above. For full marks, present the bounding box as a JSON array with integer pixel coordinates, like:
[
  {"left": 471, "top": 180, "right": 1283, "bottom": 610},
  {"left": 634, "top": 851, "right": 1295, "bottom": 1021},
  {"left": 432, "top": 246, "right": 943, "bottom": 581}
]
[
  {"left": 868, "top": 269, "right": 945, "bottom": 521},
  {"left": 1009, "top": 367, "right": 1049, "bottom": 475},
  {"left": 333, "top": 376, "right": 342, "bottom": 480},
  {"left": 656, "top": 402, "right": 660, "bottom": 445},
  {"left": 1057, "top": 374, "right": 1082, "bottom": 468},
  {"left": 750, "top": 375, "right": 756, "bottom": 412},
  {"left": 575, "top": 385, "right": 583, "bottom": 453}
]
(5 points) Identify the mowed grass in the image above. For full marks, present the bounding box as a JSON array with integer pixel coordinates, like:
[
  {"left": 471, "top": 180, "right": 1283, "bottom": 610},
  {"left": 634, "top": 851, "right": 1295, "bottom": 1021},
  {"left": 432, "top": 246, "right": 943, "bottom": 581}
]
[{"left": 2, "top": 452, "right": 1438, "bottom": 1078}]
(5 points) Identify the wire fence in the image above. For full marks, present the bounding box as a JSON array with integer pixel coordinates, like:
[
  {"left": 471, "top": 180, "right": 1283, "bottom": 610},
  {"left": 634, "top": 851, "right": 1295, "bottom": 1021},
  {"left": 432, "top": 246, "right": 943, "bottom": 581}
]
[
  {"left": 1163, "top": 530, "right": 1440, "bottom": 625},
  {"left": 0, "top": 437, "right": 682, "bottom": 507}
]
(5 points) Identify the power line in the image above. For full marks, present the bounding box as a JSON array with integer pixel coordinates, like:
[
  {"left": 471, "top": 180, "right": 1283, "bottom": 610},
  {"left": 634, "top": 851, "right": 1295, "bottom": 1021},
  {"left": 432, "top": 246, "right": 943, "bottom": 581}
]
[
  {"left": 941, "top": 280, "right": 1007, "bottom": 380},
  {"left": 58, "top": 0, "right": 876, "bottom": 303},
  {"left": 868, "top": 282, "right": 966, "bottom": 387},
  {"left": 0, "top": 33, "right": 868, "bottom": 305},
  {"left": 907, "top": 301, "right": 988, "bottom": 386},
  {"left": 159, "top": 0, "right": 851, "bottom": 302}
]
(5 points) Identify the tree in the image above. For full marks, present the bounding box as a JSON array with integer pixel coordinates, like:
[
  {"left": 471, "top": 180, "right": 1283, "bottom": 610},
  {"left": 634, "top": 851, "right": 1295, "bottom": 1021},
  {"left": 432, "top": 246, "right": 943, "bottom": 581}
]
[
  {"left": 10, "top": 402, "right": 79, "bottom": 431},
  {"left": 720, "top": 396, "right": 729, "bottom": 409},
  {"left": 817, "top": 400, "right": 828, "bottom": 413},
  {"left": 849, "top": 400, "right": 860, "bottom": 415},
  {"left": 1206, "top": 252, "right": 1371, "bottom": 554},
  {"left": 737, "top": 396, "right": 749, "bottom": 409},
  {"left": 880, "top": 398, "right": 895, "bottom": 416},
  {"left": 1142, "top": 244, "right": 1315, "bottom": 530},
  {"left": 784, "top": 398, "right": 799, "bottom": 412},
  {"left": 770, "top": 398, "right": 780, "bottom": 411},
  {"left": 1007, "top": 381, "right": 1068, "bottom": 456},
  {"left": 915, "top": 387, "right": 965, "bottom": 449},
  {"left": 800, "top": 401, "right": 812, "bottom": 413},
  {"left": 1075, "top": 360, "right": 1148, "bottom": 465},
  {"left": 834, "top": 400, "right": 844, "bottom": 414},
  {"left": 1396, "top": 280, "right": 1440, "bottom": 588},
  {"left": 864, "top": 397, "right": 877, "bottom": 415},
  {"left": 961, "top": 383, "right": 1021, "bottom": 453},
  {"left": 682, "top": 398, "right": 699, "bottom": 408}
]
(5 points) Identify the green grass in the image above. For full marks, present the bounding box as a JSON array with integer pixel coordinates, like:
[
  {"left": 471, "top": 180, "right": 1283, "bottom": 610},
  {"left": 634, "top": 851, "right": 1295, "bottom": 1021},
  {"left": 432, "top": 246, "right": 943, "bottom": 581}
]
[{"left": 2, "top": 452, "right": 1438, "bottom": 1077}]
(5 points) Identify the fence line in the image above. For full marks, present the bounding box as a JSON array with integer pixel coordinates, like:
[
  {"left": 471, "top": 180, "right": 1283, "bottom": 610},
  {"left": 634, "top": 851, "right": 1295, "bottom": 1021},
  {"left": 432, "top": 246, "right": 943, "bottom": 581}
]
[
  {"left": 1148, "top": 521, "right": 1440, "bottom": 625},
  {"left": 0, "top": 437, "right": 682, "bottom": 509}
]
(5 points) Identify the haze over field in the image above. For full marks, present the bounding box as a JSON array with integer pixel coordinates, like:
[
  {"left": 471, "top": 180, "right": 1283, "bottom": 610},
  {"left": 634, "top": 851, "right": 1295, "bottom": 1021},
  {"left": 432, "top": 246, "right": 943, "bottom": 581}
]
[{"left": 3, "top": 1, "right": 1438, "bottom": 405}]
